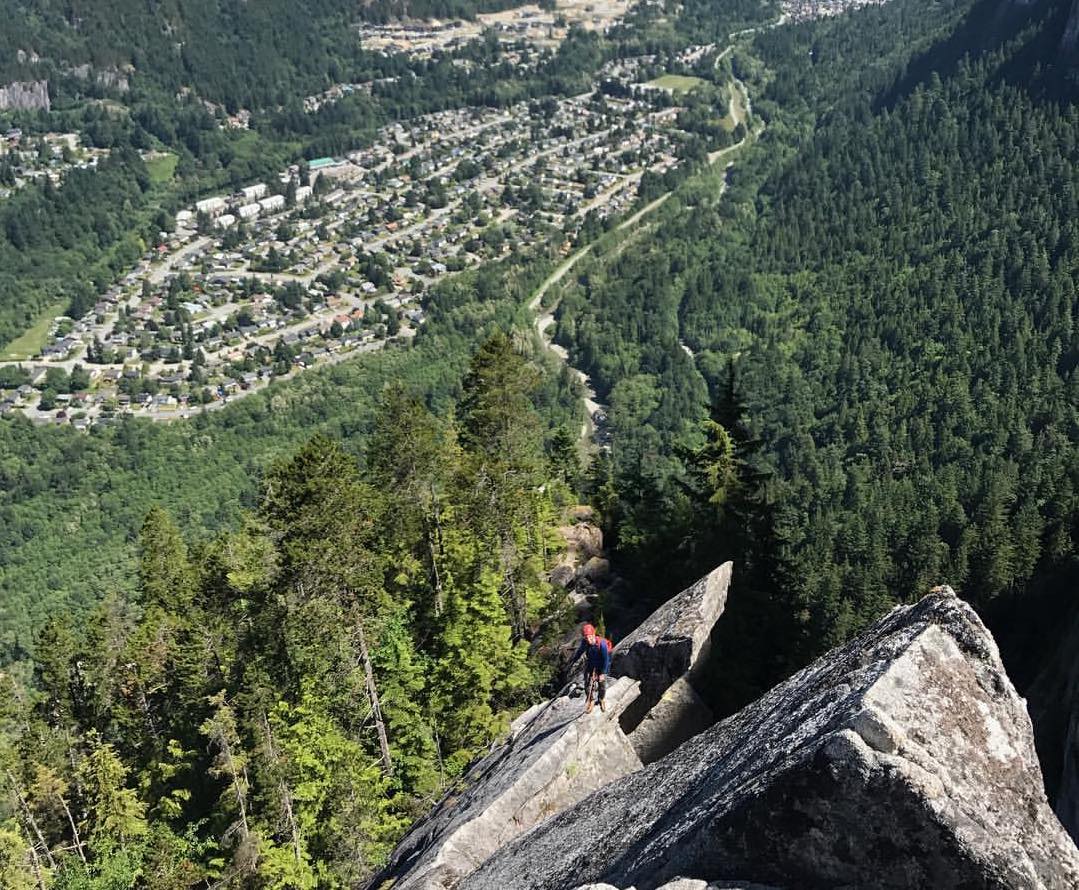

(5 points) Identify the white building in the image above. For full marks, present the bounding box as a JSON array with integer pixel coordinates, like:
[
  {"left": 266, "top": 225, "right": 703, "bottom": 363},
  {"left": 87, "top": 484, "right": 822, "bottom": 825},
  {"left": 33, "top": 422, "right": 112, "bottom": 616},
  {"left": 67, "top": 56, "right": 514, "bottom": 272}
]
[
  {"left": 241, "top": 183, "right": 268, "bottom": 202},
  {"left": 196, "top": 196, "right": 227, "bottom": 217},
  {"left": 238, "top": 203, "right": 261, "bottom": 221},
  {"left": 215, "top": 213, "right": 237, "bottom": 229},
  {"left": 295, "top": 185, "right": 313, "bottom": 204},
  {"left": 259, "top": 194, "right": 285, "bottom": 214}
]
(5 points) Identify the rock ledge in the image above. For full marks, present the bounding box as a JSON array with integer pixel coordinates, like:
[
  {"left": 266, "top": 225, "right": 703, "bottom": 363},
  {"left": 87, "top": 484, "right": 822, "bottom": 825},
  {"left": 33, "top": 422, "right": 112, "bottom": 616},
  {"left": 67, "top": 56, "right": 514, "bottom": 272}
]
[{"left": 462, "top": 588, "right": 1079, "bottom": 890}]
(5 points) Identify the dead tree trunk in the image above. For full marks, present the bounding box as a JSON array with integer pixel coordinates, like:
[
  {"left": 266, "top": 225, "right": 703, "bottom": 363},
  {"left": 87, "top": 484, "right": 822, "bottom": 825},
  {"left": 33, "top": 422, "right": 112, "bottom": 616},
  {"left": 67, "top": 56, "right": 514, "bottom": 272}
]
[
  {"left": 355, "top": 619, "right": 393, "bottom": 778},
  {"left": 258, "top": 708, "right": 302, "bottom": 865},
  {"left": 426, "top": 482, "right": 446, "bottom": 617},
  {"left": 56, "top": 791, "right": 87, "bottom": 868},
  {"left": 425, "top": 522, "right": 445, "bottom": 617},
  {"left": 18, "top": 821, "right": 47, "bottom": 890}
]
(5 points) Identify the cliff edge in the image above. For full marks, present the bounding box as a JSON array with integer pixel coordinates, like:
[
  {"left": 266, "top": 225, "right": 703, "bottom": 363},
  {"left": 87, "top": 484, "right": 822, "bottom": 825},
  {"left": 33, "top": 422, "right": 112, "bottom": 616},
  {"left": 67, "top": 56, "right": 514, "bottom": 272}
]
[
  {"left": 463, "top": 588, "right": 1079, "bottom": 889},
  {"left": 370, "top": 564, "right": 733, "bottom": 890}
]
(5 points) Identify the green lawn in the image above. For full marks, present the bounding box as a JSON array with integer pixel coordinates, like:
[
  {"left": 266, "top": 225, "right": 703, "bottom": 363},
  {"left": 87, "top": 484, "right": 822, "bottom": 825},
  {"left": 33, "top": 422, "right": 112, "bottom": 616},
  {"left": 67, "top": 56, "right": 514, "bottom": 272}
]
[
  {"left": 1, "top": 302, "right": 66, "bottom": 360},
  {"left": 146, "top": 152, "right": 179, "bottom": 184},
  {"left": 646, "top": 74, "right": 705, "bottom": 94}
]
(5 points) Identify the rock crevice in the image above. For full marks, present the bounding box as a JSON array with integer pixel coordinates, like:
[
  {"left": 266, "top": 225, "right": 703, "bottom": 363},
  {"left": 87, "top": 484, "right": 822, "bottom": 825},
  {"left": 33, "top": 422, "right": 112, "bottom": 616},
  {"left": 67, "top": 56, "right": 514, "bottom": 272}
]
[
  {"left": 461, "top": 588, "right": 1079, "bottom": 890},
  {"left": 371, "top": 564, "right": 733, "bottom": 890}
]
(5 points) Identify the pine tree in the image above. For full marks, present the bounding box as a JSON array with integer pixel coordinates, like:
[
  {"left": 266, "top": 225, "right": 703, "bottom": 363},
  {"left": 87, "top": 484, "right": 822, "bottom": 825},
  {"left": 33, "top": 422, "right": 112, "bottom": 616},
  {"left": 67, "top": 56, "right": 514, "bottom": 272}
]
[
  {"left": 27, "top": 765, "right": 87, "bottom": 870},
  {"left": 264, "top": 687, "right": 405, "bottom": 885},
  {"left": 457, "top": 333, "right": 551, "bottom": 639},
  {"left": 76, "top": 734, "right": 148, "bottom": 857},
  {"left": 200, "top": 693, "right": 256, "bottom": 876},
  {"left": 368, "top": 608, "right": 439, "bottom": 796},
  {"left": 546, "top": 425, "right": 581, "bottom": 490},
  {"left": 366, "top": 384, "right": 451, "bottom": 626},
  {"left": 430, "top": 516, "right": 532, "bottom": 774},
  {"left": 261, "top": 435, "right": 405, "bottom": 780},
  {"left": 459, "top": 332, "right": 543, "bottom": 470},
  {"left": 32, "top": 617, "right": 80, "bottom": 732},
  {"left": 675, "top": 361, "right": 771, "bottom": 585},
  {"left": 137, "top": 507, "right": 195, "bottom": 613}
]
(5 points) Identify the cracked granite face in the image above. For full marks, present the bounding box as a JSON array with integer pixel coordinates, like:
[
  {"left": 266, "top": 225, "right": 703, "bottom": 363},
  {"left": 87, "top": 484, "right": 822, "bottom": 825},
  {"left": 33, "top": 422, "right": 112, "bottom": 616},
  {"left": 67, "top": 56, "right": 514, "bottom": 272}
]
[
  {"left": 370, "top": 564, "right": 734, "bottom": 890},
  {"left": 461, "top": 589, "right": 1079, "bottom": 890}
]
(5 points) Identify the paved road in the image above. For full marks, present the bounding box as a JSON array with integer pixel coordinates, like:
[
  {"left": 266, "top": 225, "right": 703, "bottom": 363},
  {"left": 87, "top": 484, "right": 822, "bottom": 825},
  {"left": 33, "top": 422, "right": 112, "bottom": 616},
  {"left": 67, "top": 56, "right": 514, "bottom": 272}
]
[
  {"left": 527, "top": 60, "right": 762, "bottom": 444},
  {"left": 149, "top": 236, "right": 212, "bottom": 284}
]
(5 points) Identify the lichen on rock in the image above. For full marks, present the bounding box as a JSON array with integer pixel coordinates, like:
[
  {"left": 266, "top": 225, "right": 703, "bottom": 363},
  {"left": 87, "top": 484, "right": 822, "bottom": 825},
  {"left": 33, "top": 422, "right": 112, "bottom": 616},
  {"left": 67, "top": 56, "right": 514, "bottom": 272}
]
[{"left": 461, "top": 588, "right": 1079, "bottom": 890}]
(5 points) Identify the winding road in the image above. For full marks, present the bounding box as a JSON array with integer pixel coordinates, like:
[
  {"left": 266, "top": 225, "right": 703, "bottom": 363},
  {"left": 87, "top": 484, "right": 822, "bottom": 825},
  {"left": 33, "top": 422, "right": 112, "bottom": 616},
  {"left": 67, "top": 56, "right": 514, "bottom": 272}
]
[{"left": 527, "top": 65, "right": 759, "bottom": 446}]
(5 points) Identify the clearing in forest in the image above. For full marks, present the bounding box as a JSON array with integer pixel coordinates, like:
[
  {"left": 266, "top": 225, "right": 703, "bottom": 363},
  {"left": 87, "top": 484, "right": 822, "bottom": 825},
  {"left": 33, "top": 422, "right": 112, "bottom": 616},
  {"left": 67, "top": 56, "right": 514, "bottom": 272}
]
[
  {"left": 1, "top": 303, "right": 66, "bottom": 361},
  {"left": 145, "top": 152, "right": 179, "bottom": 184},
  {"left": 646, "top": 74, "right": 705, "bottom": 94}
]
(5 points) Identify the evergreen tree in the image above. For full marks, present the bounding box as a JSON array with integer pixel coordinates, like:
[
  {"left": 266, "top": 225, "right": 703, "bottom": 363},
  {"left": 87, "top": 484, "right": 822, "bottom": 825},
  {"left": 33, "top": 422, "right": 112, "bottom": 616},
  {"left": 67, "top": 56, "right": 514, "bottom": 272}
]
[
  {"left": 137, "top": 507, "right": 195, "bottom": 613},
  {"left": 367, "top": 384, "right": 452, "bottom": 628},
  {"left": 430, "top": 516, "right": 531, "bottom": 774},
  {"left": 77, "top": 735, "right": 149, "bottom": 856},
  {"left": 458, "top": 333, "right": 551, "bottom": 640}
]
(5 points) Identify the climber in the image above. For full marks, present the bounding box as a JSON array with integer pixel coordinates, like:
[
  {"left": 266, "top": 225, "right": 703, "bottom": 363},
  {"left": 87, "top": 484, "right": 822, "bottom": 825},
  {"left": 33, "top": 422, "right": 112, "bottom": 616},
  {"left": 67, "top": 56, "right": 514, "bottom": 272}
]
[{"left": 573, "top": 623, "right": 611, "bottom": 713}]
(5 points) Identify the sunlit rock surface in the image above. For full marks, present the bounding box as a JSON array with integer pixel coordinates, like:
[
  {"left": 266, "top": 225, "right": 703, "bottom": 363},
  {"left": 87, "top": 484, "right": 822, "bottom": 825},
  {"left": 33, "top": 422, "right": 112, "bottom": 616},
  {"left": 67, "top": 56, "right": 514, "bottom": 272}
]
[{"left": 463, "top": 588, "right": 1079, "bottom": 890}]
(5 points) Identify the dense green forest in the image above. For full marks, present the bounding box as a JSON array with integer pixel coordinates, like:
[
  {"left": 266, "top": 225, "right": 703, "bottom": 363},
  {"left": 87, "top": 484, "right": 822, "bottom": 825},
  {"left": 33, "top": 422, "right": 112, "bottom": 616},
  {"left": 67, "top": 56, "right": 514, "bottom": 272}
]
[
  {"left": 0, "top": 150, "right": 167, "bottom": 347},
  {"left": 0, "top": 251, "right": 583, "bottom": 662},
  {"left": 0, "top": 0, "right": 359, "bottom": 108},
  {"left": 0, "top": 0, "right": 519, "bottom": 109},
  {"left": 554, "top": 0, "right": 1079, "bottom": 707},
  {"left": 0, "top": 2, "right": 666, "bottom": 642},
  {"left": 1, "top": 0, "right": 1078, "bottom": 883},
  {"left": 0, "top": 330, "right": 580, "bottom": 888}
]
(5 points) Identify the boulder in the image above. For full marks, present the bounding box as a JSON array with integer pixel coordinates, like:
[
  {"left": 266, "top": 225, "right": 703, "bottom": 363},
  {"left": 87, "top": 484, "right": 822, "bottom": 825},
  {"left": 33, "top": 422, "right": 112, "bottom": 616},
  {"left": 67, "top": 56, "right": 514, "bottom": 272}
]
[
  {"left": 612, "top": 562, "right": 730, "bottom": 741},
  {"left": 461, "top": 588, "right": 1079, "bottom": 890},
  {"left": 611, "top": 562, "right": 731, "bottom": 700},
  {"left": 369, "top": 678, "right": 643, "bottom": 890},
  {"left": 549, "top": 563, "right": 576, "bottom": 589},
  {"left": 559, "top": 521, "right": 604, "bottom": 560},
  {"left": 550, "top": 518, "right": 607, "bottom": 595},
  {"left": 568, "top": 504, "right": 598, "bottom": 523},
  {"left": 578, "top": 556, "right": 611, "bottom": 584}
]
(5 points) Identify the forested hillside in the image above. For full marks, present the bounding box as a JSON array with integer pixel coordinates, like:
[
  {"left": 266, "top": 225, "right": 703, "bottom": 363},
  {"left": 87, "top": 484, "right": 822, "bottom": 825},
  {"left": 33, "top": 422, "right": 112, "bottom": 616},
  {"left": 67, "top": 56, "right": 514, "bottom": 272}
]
[
  {"left": 0, "top": 2, "right": 659, "bottom": 649},
  {"left": 0, "top": 0, "right": 518, "bottom": 109},
  {"left": 1, "top": 0, "right": 1077, "bottom": 883},
  {"left": 0, "top": 151, "right": 168, "bottom": 350},
  {"left": 554, "top": 0, "right": 1079, "bottom": 707},
  {"left": 0, "top": 253, "right": 582, "bottom": 661},
  {"left": 0, "top": 330, "right": 581, "bottom": 888}
]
